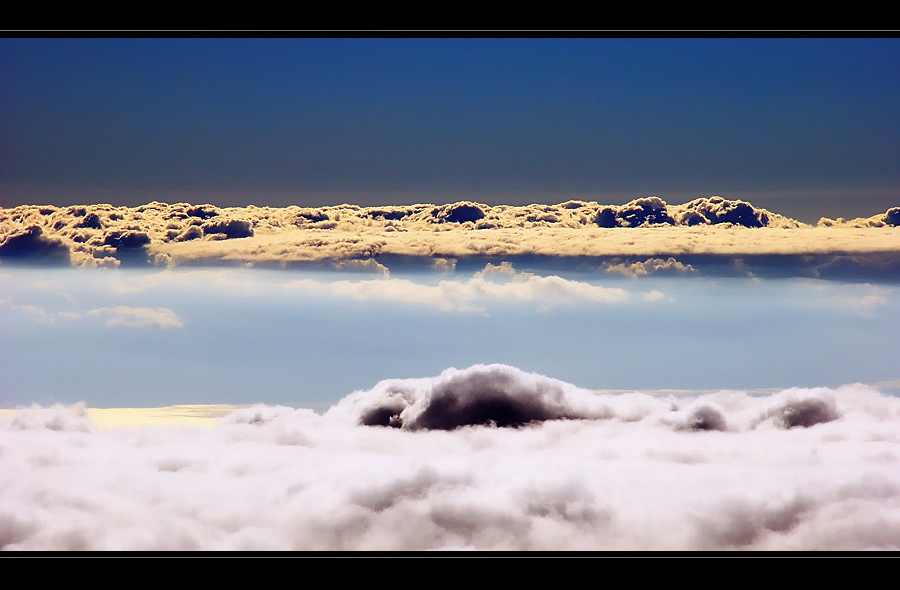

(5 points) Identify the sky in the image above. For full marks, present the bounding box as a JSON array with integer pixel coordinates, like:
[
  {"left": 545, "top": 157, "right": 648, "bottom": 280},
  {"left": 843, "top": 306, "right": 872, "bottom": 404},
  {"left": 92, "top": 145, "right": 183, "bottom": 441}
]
[
  {"left": 2, "top": 36, "right": 899, "bottom": 553},
  {"left": 2, "top": 265, "right": 897, "bottom": 409},
  {"left": 1, "top": 37, "right": 898, "bottom": 222},
  {"left": 2, "top": 262, "right": 900, "bottom": 551}
]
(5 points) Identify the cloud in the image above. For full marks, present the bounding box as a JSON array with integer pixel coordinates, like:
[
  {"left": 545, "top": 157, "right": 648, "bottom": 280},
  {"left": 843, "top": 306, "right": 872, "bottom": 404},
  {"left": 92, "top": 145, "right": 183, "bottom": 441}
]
[
  {"left": 0, "top": 226, "right": 70, "bottom": 265},
  {"left": 102, "top": 230, "right": 151, "bottom": 250},
  {"left": 86, "top": 306, "right": 184, "bottom": 329},
  {"left": 327, "top": 364, "right": 613, "bottom": 430},
  {"left": 821, "top": 283, "right": 892, "bottom": 318},
  {"left": 431, "top": 257, "right": 456, "bottom": 273},
  {"left": 5, "top": 402, "right": 95, "bottom": 433},
  {"left": 2, "top": 275, "right": 189, "bottom": 328},
  {"left": 676, "top": 196, "right": 773, "bottom": 228},
  {"left": 641, "top": 290, "right": 666, "bottom": 302},
  {"left": 329, "top": 365, "right": 856, "bottom": 435},
  {"left": 284, "top": 262, "right": 633, "bottom": 313},
  {"left": 201, "top": 219, "right": 254, "bottom": 240},
  {"left": 431, "top": 202, "right": 486, "bottom": 224},
  {"left": 600, "top": 256, "right": 699, "bottom": 278},
  {"left": 2, "top": 366, "right": 900, "bottom": 551},
  {"left": 105, "top": 268, "right": 266, "bottom": 296},
  {"left": 6, "top": 303, "right": 80, "bottom": 325},
  {"left": 850, "top": 293, "right": 889, "bottom": 318},
  {"left": 331, "top": 258, "right": 390, "bottom": 276},
  {"left": 761, "top": 389, "right": 840, "bottom": 429},
  {"left": 2, "top": 198, "right": 897, "bottom": 279}
]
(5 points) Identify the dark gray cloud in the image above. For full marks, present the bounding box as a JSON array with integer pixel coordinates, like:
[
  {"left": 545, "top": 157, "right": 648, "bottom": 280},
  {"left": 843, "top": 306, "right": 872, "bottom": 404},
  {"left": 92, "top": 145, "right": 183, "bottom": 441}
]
[
  {"left": 593, "top": 196, "right": 779, "bottom": 228},
  {"left": 102, "top": 230, "right": 151, "bottom": 250},
  {"left": 0, "top": 225, "right": 70, "bottom": 265},
  {"left": 680, "top": 197, "right": 770, "bottom": 227},
  {"left": 432, "top": 202, "right": 487, "bottom": 224},
  {"left": 355, "top": 364, "right": 600, "bottom": 431},
  {"left": 681, "top": 404, "right": 728, "bottom": 432},
  {"left": 202, "top": 219, "right": 254, "bottom": 240},
  {"left": 765, "top": 394, "right": 841, "bottom": 429},
  {"left": 885, "top": 207, "right": 900, "bottom": 226}
]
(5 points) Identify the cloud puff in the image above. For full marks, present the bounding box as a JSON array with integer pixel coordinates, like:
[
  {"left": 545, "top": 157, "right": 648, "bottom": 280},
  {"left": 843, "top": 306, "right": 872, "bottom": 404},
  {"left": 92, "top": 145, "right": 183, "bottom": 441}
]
[
  {"left": 5, "top": 402, "right": 95, "bottom": 433},
  {"left": 595, "top": 196, "right": 675, "bottom": 227},
  {"left": 819, "top": 205, "right": 900, "bottom": 228},
  {"left": 430, "top": 202, "right": 487, "bottom": 224},
  {"left": 85, "top": 306, "right": 184, "bottom": 329},
  {"left": 761, "top": 389, "right": 841, "bottom": 429},
  {"left": 2, "top": 366, "right": 899, "bottom": 551},
  {"left": 331, "top": 258, "right": 391, "bottom": 276},
  {"left": 600, "top": 256, "right": 699, "bottom": 278},
  {"left": 202, "top": 219, "right": 254, "bottom": 240},
  {"left": 326, "top": 364, "right": 613, "bottom": 430},
  {"left": 676, "top": 196, "right": 773, "bottom": 228},
  {"left": 102, "top": 230, "right": 151, "bottom": 250},
  {"left": 0, "top": 226, "right": 70, "bottom": 265}
]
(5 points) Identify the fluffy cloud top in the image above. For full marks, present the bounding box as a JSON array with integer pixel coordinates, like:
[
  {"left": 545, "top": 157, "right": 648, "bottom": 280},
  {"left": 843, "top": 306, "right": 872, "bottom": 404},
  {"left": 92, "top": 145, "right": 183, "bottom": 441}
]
[
  {"left": 326, "top": 364, "right": 613, "bottom": 430},
  {"left": 3, "top": 364, "right": 899, "bottom": 551},
  {"left": 1, "top": 198, "right": 896, "bottom": 276},
  {"left": 325, "top": 364, "right": 851, "bottom": 434}
]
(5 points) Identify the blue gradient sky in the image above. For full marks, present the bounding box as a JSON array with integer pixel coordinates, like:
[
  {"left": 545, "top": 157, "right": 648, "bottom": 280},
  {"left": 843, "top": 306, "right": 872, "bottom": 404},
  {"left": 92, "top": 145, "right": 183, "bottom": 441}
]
[
  {"left": 1, "top": 37, "right": 897, "bottom": 220},
  {"left": 2, "top": 266, "right": 897, "bottom": 408}
]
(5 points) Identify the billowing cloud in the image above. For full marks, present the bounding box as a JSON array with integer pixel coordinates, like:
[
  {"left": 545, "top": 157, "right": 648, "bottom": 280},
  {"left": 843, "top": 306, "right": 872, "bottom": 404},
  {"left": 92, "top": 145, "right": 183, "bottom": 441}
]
[
  {"left": 326, "top": 364, "right": 613, "bottom": 430},
  {"left": 331, "top": 258, "right": 391, "bottom": 276},
  {"left": 4, "top": 402, "right": 95, "bottom": 433},
  {"left": 600, "top": 256, "right": 699, "bottom": 278},
  {"left": 0, "top": 225, "right": 70, "bottom": 265},
  {"left": 2, "top": 198, "right": 896, "bottom": 279},
  {"left": 2, "top": 364, "right": 899, "bottom": 551}
]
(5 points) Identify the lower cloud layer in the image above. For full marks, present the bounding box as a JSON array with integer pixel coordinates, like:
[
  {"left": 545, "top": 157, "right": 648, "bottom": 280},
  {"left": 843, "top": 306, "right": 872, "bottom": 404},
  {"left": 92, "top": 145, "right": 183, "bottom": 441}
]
[{"left": 2, "top": 364, "right": 900, "bottom": 551}]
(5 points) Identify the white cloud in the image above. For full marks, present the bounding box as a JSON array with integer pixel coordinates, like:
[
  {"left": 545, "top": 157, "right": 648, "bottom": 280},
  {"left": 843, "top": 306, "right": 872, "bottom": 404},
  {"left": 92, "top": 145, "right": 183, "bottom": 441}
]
[
  {"left": 830, "top": 284, "right": 891, "bottom": 318},
  {"left": 2, "top": 366, "right": 899, "bottom": 551},
  {"left": 9, "top": 304, "right": 80, "bottom": 325},
  {"left": 107, "top": 268, "right": 264, "bottom": 296},
  {"left": 11, "top": 304, "right": 56, "bottom": 324},
  {"left": 854, "top": 293, "right": 889, "bottom": 317},
  {"left": 642, "top": 290, "right": 666, "bottom": 302},
  {"left": 86, "top": 306, "right": 184, "bottom": 329},
  {"left": 285, "top": 262, "right": 632, "bottom": 314}
]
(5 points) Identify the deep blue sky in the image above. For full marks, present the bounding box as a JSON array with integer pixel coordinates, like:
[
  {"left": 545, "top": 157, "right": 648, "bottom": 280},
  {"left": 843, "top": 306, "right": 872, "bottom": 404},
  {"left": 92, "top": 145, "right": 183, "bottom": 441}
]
[{"left": 1, "top": 37, "right": 897, "bottom": 221}]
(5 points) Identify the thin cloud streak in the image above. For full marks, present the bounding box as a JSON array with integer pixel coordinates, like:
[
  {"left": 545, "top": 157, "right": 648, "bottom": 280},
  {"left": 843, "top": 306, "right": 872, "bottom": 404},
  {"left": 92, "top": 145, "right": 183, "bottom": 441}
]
[
  {"left": 284, "top": 262, "right": 634, "bottom": 313},
  {"left": 2, "top": 300, "right": 184, "bottom": 329},
  {"left": 85, "top": 306, "right": 184, "bottom": 329}
]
